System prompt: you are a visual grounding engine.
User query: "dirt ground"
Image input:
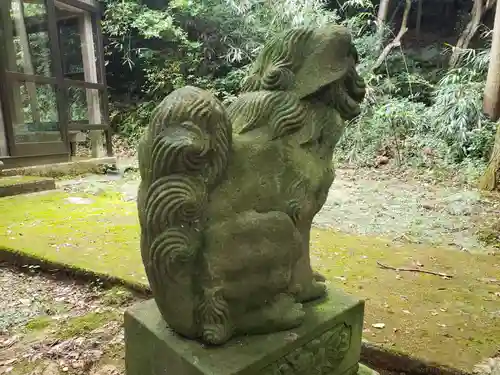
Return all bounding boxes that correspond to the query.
[0,267,138,375]
[315,168,499,253]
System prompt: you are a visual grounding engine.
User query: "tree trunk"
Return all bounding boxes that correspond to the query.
[416,0,423,38]
[481,0,500,191]
[479,124,500,191]
[484,0,500,120]
[449,0,496,68]
[372,0,412,71]
[376,0,391,49]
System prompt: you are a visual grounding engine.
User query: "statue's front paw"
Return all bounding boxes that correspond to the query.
[313,270,326,282]
[270,294,305,329]
[293,280,327,303]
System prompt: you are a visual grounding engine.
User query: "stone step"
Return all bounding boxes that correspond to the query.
[0,175,56,197]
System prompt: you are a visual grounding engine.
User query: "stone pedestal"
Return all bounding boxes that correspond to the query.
[125,288,366,375]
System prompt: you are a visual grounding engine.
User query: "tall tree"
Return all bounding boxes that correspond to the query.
[376,0,391,49]
[449,0,496,67]
[480,0,500,191]
[373,0,412,71]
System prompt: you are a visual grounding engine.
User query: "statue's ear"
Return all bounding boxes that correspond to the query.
[261,66,295,91]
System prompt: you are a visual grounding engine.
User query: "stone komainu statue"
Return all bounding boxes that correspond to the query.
[137,24,366,345]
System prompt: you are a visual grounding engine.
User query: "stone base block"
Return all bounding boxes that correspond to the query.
[0,176,55,197]
[125,288,365,375]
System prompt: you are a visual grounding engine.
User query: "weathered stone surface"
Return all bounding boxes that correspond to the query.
[137,24,366,345]
[125,289,364,375]
[0,176,55,197]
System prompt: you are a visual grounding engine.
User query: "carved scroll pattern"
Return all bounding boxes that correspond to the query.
[260,323,352,375]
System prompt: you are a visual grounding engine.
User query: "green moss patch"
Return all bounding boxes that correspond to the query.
[56,310,121,340]
[23,310,121,339]
[102,286,136,307]
[0,190,498,372]
[24,316,53,332]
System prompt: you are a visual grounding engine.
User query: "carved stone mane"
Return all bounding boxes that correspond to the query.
[137,24,366,346]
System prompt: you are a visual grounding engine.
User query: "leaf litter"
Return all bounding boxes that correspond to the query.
[0,266,141,375]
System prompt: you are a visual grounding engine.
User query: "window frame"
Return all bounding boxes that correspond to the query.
[0,0,111,158]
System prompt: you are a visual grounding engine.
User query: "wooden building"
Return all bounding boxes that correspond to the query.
[0,0,112,168]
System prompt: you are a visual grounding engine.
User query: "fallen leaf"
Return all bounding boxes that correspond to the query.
[0,336,19,349]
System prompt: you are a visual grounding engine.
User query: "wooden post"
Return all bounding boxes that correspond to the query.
[483,0,500,120]
[1,0,24,129]
[0,99,7,156]
[0,1,8,156]
[79,11,104,158]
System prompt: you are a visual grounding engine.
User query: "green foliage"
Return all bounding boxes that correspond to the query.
[335,1,496,174]
[101,0,336,142]
[102,0,496,177]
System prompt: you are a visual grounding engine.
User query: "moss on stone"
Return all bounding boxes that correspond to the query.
[1,157,116,178]
[0,191,144,285]
[0,190,498,371]
[0,175,52,187]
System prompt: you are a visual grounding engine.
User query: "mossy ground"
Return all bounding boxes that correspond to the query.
[24,316,53,331]
[477,217,500,249]
[9,310,124,375]
[0,191,499,372]
[23,310,121,339]
[310,232,500,371]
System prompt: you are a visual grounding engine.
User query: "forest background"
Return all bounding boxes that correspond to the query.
[99,0,500,190]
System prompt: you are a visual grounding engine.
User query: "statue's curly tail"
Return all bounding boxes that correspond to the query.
[137,86,232,338]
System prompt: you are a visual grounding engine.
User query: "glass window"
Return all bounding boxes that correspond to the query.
[8,0,53,76]
[68,86,104,124]
[55,1,101,83]
[12,82,61,143]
